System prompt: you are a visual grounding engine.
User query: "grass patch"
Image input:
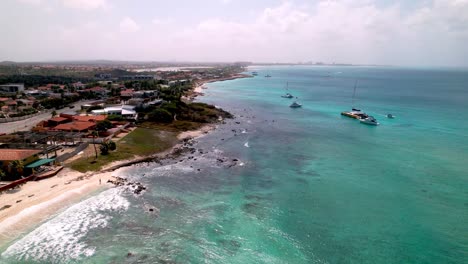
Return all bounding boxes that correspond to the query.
[68,128,177,172]
[138,120,203,132]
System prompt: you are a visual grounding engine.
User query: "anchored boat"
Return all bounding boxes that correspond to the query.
[360,116,379,126]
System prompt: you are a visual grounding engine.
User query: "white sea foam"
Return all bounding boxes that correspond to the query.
[1,188,129,263]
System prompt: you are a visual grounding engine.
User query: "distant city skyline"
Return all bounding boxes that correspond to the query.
[1,0,467,67]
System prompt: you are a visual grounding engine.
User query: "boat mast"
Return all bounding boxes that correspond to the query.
[352,80,358,109]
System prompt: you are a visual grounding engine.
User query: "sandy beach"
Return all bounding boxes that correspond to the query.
[0,124,215,249]
[187,74,251,100]
[0,71,244,249]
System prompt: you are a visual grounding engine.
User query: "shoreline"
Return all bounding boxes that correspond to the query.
[187,73,251,100]
[0,124,215,249]
[0,71,246,249]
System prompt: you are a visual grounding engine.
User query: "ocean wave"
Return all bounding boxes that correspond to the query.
[1,188,129,263]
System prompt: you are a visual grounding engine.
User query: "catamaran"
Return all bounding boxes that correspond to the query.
[341,81,368,119]
[281,82,294,98]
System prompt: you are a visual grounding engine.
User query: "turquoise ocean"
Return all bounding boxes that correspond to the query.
[1,66,467,263]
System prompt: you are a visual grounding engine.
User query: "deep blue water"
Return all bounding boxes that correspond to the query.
[2,66,467,263]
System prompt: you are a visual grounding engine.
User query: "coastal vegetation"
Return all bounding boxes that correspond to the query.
[69,128,177,172]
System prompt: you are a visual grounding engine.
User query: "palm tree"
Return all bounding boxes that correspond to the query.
[10,160,24,178]
[0,169,5,181]
[91,131,99,159]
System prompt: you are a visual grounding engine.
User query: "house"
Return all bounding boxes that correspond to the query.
[53,121,96,132]
[73,115,107,123]
[120,89,134,102]
[48,116,71,127]
[0,148,41,178]
[72,82,85,90]
[6,100,18,112]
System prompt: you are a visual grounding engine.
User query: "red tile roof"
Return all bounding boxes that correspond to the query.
[54,121,96,132]
[120,89,134,96]
[49,117,69,123]
[73,115,107,122]
[0,149,41,161]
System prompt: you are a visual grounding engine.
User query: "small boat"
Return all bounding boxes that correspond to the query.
[360,116,379,126]
[252,71,258,76]
[265,74,272,78]
[387,114,395,119]
[290,101,302,108]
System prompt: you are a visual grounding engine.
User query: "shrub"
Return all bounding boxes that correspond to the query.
[99,143,109,155]
[148,108,173,123]
[108,140,117,151]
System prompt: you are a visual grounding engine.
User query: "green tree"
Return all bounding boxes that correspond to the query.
[51,110,57,117]
[9,160,24,178]
[0,169,5,181]
[99,143,109,155]
[91,131,99,159]
[107,140,117,151]
[95,120,113,132]
[148,108,173,123]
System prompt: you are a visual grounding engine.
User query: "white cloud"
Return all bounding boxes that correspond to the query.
[120,17,140,33]
[62,0,107,10]
[2,0,468,66]
[152,18,173,26]
[17,0,42,5]
[159,0,468,65]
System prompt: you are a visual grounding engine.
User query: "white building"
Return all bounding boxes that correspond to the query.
[91,105,137,119]
[0,83,25,95]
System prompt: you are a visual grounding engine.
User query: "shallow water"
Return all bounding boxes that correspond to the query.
[1,66,467,263]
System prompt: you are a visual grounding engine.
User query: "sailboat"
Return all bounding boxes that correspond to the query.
[341,81,368,119]
[281,82,294,98]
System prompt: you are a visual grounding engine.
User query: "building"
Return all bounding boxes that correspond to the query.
[0,84,25,95]
[90,105,137,119]
[73,115,107,122]
[48,116,71,127]
[119,75,155,81]
[0,149,41,178]
[53,121,96,132]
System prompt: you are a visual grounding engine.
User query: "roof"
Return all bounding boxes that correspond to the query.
[54,121,96,132]
[49,117,69,122]
[73,115,107,122]
[0,149,42,161]
[25,158,55,168]
[120,89,134,96]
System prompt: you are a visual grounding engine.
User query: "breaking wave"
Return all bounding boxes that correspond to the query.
[1,188,129,263]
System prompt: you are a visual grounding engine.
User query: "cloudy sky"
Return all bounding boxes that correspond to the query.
[1,0,467,66]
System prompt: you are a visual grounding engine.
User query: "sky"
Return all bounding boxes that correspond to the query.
[1,0,467,67]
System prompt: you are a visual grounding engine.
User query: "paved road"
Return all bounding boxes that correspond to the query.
[0,101,93,134]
